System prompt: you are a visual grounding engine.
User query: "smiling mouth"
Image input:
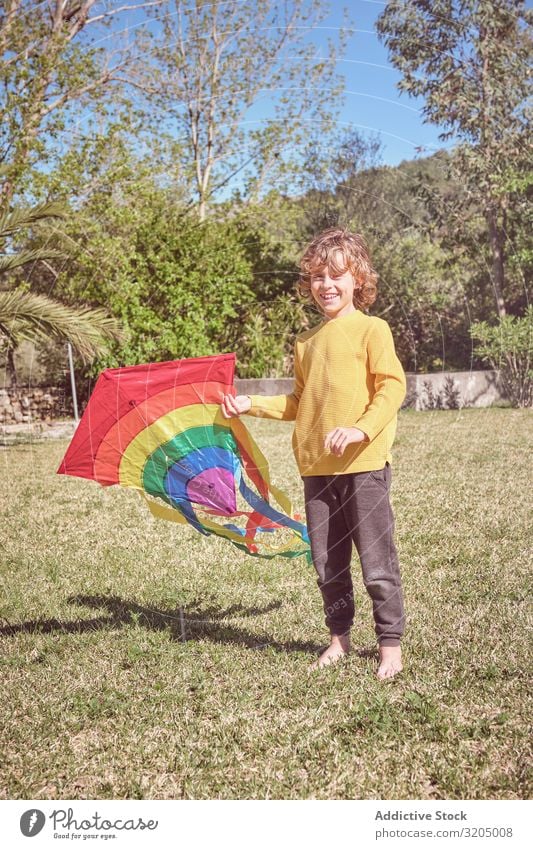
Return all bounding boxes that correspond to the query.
[320,293,339,302]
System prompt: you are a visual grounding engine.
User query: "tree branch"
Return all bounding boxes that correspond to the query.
[38,63,125,119]
[85,0,166,27]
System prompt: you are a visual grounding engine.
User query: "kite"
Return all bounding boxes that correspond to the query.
[57,352,311,562]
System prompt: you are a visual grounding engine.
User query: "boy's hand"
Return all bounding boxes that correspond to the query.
[221,393,252,418]
[324,426,368,456]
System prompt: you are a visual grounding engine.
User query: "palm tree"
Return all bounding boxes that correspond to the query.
[0,201,68,275]
[0,288,123,359]
[0,200,122,384]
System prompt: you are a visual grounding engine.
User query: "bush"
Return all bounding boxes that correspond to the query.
[421,380,443,410]
[443,375,461,409]
[30,184,308,388]
[469,307,533,408]
[418,375,461,410]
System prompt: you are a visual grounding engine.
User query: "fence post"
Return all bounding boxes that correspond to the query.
[67,343,79,424]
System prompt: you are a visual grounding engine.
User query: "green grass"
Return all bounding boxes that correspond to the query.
[0,408,531,800]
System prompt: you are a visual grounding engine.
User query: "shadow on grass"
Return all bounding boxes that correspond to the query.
[0,593,327,655]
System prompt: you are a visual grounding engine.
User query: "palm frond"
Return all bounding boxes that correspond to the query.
[0,249,67,275]
[0,290,124,363]
[0,202,68,241]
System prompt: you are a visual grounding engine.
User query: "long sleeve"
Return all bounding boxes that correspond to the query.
[355,319,406,442]
[246,341,305,421]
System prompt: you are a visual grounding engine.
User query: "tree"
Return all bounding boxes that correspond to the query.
[0,0,166,203]
[26,170,257,371]
[26,137,316,382]
[145,0,349,220]
[376,0,532,318]
[0,200,122,384]
[296,128,384,237]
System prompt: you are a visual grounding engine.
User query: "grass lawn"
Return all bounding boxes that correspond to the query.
[0,407,531,800]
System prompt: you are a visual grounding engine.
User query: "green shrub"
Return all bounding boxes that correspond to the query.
[469,307,533,408]
[443,375,461,409]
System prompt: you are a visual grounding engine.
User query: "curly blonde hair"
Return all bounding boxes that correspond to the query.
[298,227,378,312]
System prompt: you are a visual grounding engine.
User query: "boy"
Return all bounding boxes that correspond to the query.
[221,228,406,679]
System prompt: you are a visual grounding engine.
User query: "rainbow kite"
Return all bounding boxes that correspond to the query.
[57,353,311,561]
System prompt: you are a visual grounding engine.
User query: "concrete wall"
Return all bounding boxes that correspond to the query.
[0,370,508,426]
[236,370,508,410]
[405,370,507,410]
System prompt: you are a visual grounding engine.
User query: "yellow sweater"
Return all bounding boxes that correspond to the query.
[246,309,406,476]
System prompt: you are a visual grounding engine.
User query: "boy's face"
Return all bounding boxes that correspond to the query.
[309,251,358,320]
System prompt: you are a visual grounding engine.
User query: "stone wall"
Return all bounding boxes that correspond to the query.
[0,386,71,425]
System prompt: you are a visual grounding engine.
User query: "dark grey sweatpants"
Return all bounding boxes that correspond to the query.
[302,462,405,647]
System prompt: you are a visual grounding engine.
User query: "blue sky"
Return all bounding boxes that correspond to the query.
[103,0,455,170]
[311,0,455,166]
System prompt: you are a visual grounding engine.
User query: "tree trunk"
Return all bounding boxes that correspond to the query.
[486,202,507,318]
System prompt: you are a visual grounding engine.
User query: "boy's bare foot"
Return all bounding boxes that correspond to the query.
[308,633,351,671]
[377,644,403,680]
